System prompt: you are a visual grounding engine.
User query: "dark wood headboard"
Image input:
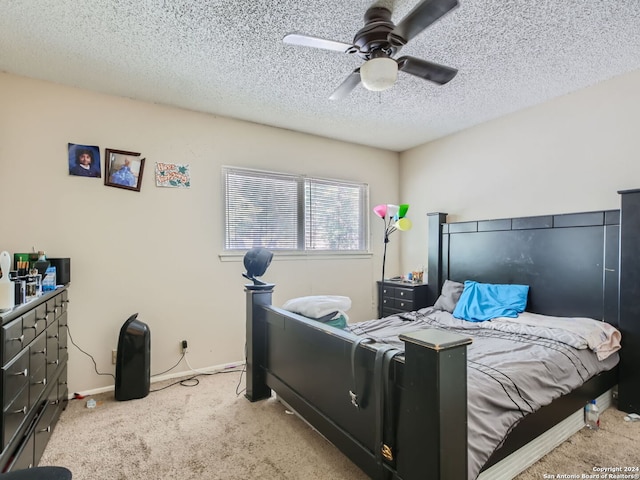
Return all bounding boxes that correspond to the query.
[427,209,620,325]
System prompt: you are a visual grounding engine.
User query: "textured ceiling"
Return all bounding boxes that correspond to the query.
[1,1,639,152]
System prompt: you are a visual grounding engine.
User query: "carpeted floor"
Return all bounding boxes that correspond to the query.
[40,370,639,480]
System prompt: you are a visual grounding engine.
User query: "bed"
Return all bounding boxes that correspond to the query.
[243,191,638,480]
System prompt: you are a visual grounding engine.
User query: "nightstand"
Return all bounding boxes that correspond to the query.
[377,280,430,318]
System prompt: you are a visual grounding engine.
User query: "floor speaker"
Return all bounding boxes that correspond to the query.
[115,313,150,401]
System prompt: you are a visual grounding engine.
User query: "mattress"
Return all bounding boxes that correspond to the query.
[346,308,620,479]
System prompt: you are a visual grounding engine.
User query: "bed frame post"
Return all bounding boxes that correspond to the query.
[397,329,471,480]
[618,189,640,413]
[427,212,448,304]
[245,284,275,402]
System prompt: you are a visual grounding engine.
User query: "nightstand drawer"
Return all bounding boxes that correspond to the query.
[395,288,414,301]
[394,298,414,311]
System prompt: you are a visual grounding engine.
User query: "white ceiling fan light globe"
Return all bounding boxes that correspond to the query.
[360,57,398,91]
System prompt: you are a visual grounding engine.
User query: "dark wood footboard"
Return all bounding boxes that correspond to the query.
[246,285,472,480]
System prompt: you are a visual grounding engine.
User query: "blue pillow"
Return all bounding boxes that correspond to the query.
[452,281,529,322]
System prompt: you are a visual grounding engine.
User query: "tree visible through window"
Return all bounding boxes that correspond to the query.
[224,167,368,252]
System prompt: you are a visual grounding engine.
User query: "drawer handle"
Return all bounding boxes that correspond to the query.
[24,324,38,331]
[399,302,405,308]
[49,399,60,405]
[12,406,27,415]
[36,315,47,322]
[10,334,24,343]
[11,368,28,377]
[39,426,51,433]
[34,378,47,386]
[34,348,47,355]
[48,359,59,366]
[48,333,59,339]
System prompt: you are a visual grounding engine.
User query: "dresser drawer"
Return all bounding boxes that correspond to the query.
[30,335,47,372]
[34,399,60,465]
[3,384,29,450]
[2,318,25,365]
[54,290,69,315]
[2,349,30,410]
[20,310,38,346]
[46,321,59,369]
[57,364,68,402]
[5,428,34,471]
[46,299,60,325]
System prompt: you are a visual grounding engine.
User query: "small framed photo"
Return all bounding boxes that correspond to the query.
[68,143,101,178]
[104,149,145,192]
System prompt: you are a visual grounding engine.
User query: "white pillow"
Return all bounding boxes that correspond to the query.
[282,295,351,320]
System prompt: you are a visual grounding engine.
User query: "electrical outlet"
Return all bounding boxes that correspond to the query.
[112,349,117,364]
[181,340,188,353]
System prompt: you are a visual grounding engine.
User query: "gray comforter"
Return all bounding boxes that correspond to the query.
[346,307,620,480]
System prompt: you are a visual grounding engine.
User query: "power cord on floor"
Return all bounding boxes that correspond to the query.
[235,342,247,397]
[149,351,245,394]
[67,322,116,380]
[151,352,185,377]
[67,323,244,393]
[235,362,246,397]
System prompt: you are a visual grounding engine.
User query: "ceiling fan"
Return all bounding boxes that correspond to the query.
[283,0,460,100]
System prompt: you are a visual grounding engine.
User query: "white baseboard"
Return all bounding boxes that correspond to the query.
[69,359,245,398]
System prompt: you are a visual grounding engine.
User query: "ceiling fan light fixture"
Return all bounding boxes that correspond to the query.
[360,57,398,92]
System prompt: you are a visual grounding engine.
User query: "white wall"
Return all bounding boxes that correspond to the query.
[399,69,640,275]
[0,72,399,393]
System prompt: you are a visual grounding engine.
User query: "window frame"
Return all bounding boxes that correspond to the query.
[222,166,370,256]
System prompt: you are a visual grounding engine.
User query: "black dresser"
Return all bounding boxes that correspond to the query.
[377,280,430,318]
[1,288,69,472]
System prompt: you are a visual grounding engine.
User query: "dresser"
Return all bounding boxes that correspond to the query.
[0,288,69,472]
[377,280,430,318]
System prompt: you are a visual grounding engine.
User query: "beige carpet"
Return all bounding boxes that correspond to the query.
[40,371,640,480]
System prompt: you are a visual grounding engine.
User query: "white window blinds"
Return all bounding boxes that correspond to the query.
[305,178,368,251]
[223,167,368,252]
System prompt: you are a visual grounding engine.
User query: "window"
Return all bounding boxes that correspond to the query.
[223,167,369,252]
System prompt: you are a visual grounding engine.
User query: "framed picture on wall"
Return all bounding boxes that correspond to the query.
[68,143,101,178]
[104,149,146,192]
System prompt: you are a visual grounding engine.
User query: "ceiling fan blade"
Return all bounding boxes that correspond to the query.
[397,56,457,84]
[329,69,361,100]
[283,33,353,53]
[393,0,459,43]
